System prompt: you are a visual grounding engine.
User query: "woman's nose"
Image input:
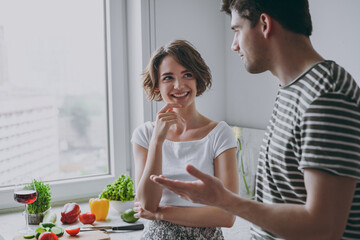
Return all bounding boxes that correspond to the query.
[174,79,183,89]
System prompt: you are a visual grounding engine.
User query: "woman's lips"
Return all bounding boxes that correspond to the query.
[171,92,190,98]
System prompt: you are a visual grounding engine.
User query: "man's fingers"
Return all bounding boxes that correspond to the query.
[186,164,212,183]
[151,175,175,185]
[151,176,187,193]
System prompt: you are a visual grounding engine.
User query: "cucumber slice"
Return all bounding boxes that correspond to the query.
[51,226,64,237]
[40,222,56,229]
[35,226,46,234]
[23,234,35,239]
[35,232,40,239]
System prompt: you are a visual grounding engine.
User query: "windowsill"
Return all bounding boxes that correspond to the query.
[0,201,251,240]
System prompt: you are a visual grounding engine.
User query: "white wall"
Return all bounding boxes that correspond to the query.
[309,0,360,84]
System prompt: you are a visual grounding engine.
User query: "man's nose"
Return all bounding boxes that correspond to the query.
[231,35,240,52]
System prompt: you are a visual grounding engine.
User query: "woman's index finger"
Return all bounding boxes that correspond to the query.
[158,103,182,113]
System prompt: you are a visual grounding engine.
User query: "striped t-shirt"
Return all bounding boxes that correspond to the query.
[251,61,360,240]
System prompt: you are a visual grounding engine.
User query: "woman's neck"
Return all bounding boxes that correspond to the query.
[173,102,201,130]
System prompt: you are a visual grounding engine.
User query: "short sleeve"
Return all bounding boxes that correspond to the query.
[299,93,360,179]
[213,122,237,158]
[131,121,153,149]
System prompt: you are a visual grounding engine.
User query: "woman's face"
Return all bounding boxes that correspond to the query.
[157,55,197,108]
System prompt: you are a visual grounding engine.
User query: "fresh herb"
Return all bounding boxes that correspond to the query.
[99,174,135,202]
[27,179,52,214]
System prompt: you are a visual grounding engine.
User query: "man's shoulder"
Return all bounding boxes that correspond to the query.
[298,60,358,100]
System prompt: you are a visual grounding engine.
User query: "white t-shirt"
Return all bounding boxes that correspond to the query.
[131,121,237,207]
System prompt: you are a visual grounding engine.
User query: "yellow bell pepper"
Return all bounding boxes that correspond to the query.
[89,198,109,221]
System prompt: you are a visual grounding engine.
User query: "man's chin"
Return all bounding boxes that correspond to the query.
[245,63,266,74]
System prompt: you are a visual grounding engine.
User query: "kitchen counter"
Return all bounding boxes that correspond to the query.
[0,202,251,240]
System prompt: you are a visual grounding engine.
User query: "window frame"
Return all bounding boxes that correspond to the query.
[0,0,131,211]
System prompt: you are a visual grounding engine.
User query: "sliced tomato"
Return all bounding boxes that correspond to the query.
[65,226,80,236]
[38,232,59,240]
[79,212,96,224]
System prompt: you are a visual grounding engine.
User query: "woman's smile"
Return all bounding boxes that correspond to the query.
[171,91,190,98]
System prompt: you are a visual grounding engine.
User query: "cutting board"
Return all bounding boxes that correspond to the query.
[13,231,110,240]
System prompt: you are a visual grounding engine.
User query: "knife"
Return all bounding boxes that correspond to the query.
[80,223,144,232]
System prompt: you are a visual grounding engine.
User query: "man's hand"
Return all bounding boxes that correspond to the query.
[151,164,229,206]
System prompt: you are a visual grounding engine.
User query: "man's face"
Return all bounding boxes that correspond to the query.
[230,9,268,74]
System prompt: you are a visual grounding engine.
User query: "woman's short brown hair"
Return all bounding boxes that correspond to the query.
[142,40,212,101]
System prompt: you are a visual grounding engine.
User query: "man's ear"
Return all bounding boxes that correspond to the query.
[260,13,272,39]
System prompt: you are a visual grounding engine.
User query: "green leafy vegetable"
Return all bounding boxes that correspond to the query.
[27,179,52,214]
[99,174,135,202]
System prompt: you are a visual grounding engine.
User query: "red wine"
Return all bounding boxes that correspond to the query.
[14,190,37,204]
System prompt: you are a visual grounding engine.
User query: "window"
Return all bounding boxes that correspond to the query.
[0,0,130,209]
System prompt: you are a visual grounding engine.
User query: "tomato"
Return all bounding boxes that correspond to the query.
[79,212,96,224]
[38,232,59,240]
[65,226,80,236]
[61,202,81,224]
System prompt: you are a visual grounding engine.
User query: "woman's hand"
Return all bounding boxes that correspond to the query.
[152,103,184,143]
[133,201,163,220]
[133,199,236,228]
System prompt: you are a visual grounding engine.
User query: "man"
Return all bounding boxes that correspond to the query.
[151,0,360,239]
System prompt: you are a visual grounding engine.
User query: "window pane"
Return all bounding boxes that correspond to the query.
[0,0,109,187]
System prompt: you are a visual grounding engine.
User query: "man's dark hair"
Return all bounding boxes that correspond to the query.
[221,0,313,36]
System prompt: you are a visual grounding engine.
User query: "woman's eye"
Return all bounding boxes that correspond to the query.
[184,73,193,78]
[162,76,172,81]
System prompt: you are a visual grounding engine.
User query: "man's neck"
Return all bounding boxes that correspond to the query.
[270,34,324,86]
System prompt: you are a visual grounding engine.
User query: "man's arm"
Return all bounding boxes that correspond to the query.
[152,165,356,240]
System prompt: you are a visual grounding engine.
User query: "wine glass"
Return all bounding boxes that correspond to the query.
[13,178,37,234]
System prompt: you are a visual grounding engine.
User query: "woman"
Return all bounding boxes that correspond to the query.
[132,40,239,239]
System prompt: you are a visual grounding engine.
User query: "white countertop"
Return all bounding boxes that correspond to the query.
[0,202,251,240]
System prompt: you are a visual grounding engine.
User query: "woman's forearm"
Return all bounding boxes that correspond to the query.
[158,206,236,228]
[136,139,164,212]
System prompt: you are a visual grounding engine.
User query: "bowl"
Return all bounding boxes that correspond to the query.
[110,200,134,213]
[28,207,52,225]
